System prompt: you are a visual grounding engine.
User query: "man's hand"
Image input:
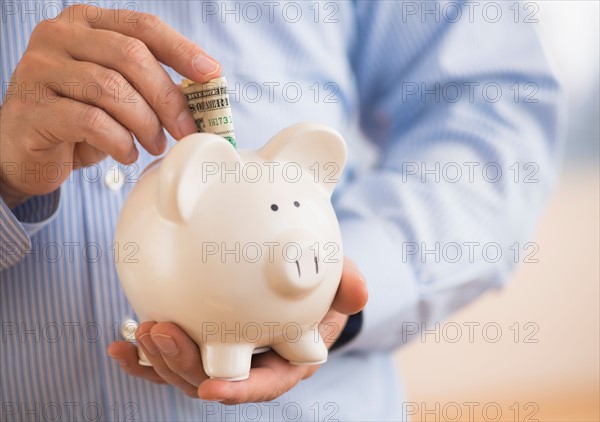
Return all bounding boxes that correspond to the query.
[0,5,220,208]
[108,257,368,404]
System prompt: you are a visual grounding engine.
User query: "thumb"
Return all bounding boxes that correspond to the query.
[331,257,368,315]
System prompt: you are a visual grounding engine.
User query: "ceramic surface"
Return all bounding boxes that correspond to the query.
[114,123,347,380]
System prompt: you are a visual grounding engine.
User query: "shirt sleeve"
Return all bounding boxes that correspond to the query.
[0,189,61,271]
[332,0,564,353]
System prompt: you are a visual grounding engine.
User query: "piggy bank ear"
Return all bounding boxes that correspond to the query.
[157,133,240,223]
[259,123,347,195]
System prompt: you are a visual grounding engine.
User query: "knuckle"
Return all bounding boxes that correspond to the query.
[130,12,162,33]
[94,69,126,98]
[81,107,107,132]
[31,19,57,39]
[15,52,43,79]
[5,94,27,115]
[170,39,200,65]
[119,37,150,64]
[64,4,85,15]
[152,82,183,108]
[65,4,102,24]
[30,21,68,48]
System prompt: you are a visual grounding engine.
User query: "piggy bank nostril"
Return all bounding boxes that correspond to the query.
[266,230,331,297]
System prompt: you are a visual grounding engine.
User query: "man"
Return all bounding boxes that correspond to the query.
[1,1,561,420]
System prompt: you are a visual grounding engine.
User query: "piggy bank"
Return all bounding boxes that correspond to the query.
[114,123,347,380]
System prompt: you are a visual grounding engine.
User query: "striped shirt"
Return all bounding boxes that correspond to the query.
[1,1,562,420]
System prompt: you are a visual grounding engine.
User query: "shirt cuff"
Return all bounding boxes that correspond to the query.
[0,189,61,270]
[329,311,363,351]
[332,216,420,354]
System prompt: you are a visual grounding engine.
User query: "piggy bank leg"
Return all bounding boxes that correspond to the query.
[200,343,254,381]
[272,330,328,365]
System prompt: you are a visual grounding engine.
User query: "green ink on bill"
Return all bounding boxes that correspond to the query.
[180,77,237,148]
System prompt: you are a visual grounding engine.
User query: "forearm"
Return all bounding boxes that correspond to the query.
[0,189,61,271]
[334,0,564,353]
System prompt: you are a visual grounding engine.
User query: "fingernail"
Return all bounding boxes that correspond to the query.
[138,333,160,356]
[177,110,198,138]
[151,334,178,356]
[155,131,167,154]
[109,354,128,366]
[127,148,138,164]
[192,55,220,76]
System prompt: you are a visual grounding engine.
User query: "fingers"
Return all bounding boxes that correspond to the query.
[135,322,207,398]
[31,5,217,141]
[196,301,354,405]
[43,97,137,164]
[331,257,369,315]
[319,309,349,349]
[82,6,221,83]
[6,95,135,172]
[63,26,197,140]
[108,257,367,405]
[42,57,166,155]
[198,351,307,405]
[107,341,166,384]
[73,143,108,167]
[150,322,209,387]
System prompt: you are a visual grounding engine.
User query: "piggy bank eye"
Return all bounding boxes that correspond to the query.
[293,201,300,208]
[271,204,279,211]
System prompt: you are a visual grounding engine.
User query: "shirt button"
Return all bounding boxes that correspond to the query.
[121,319,138,342]
[105,165,125,191]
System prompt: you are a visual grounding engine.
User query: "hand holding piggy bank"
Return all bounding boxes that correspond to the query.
[115,123,347,381]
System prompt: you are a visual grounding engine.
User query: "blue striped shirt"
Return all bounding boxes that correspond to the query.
[1,1,562,420]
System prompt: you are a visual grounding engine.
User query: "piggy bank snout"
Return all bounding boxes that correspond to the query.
[266,230,330,297]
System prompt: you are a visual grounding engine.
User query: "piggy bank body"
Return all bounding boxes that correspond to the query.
[114,123,347,380]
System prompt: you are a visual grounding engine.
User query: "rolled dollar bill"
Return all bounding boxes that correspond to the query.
[180,77,237,148]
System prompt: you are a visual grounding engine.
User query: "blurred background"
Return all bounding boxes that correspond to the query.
[396,2,599,421]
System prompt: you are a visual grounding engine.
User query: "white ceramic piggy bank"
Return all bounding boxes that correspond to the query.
[114,123,347,381]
